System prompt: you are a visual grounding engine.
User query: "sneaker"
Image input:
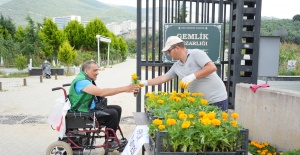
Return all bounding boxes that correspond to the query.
[108,140,119,149]
[108,139,127,151]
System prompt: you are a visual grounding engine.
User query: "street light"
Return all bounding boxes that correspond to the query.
[96,35,101,67]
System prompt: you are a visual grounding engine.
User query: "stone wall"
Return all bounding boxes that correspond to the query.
[235,83,300,151]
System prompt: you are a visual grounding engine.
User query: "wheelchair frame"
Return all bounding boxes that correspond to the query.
[46,84,127,155]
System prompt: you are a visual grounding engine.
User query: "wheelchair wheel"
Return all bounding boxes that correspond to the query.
[46,141,73,155]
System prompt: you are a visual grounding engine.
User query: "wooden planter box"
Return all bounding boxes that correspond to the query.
[149,129,249,155]
[145,108,249,155]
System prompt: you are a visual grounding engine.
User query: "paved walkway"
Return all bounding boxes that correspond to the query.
[1,59,299,155]
[0,58,142,155]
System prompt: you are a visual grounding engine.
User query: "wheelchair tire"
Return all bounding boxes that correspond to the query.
[46,141,73,155]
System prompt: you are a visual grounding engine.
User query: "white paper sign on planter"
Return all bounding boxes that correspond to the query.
[122,125,149,155]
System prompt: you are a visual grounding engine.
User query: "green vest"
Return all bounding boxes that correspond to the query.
[69,71,93,112]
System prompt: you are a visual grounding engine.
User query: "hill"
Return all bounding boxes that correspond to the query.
[0,0,136,27]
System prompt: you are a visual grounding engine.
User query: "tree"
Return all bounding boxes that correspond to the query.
[84,18,109,50]
[64,20,85,50]
[292,14,300,22]
[39,18,66,61]
[58,40,77,73]
[0,14,16,38]
[117,36,128,61]
[14,54,27,70]
[19,16,42,56]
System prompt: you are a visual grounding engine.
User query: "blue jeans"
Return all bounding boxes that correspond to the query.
[213,99,228,111]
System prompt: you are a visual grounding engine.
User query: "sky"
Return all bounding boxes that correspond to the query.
[97,0,299,19]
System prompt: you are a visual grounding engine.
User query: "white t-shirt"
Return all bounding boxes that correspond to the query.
[166,49,227,103]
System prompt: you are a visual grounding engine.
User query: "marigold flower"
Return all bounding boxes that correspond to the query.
[206,112,216,120]
[179,113,187,120]
[178,110,184,115]
[198,92,204,96]
[149,95,156,100]
[201,118,211,125]
[181,121,190,128]
[175,97,181,102]
[157,99,164,104]
[188,114,194,118]
[158,124,165,130]
[184,92,190,96]
[198,111,206,117]
[166,118,176,126]
[211,119,221,126]
[231,112,239,119]
[187,97,195,102]
[201,99,208,105]
[131,73,138,80]
[230,120,238,127]
[180,94,187,98]
[222,112,228,120]
[145,93,152,97]
[153,119,162,125]
[191,93,198,97]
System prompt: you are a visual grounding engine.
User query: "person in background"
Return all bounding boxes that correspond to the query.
[140,36,228,111]
[68,60,140,149]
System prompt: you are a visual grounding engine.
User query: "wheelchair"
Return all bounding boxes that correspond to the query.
[46,84,127,155]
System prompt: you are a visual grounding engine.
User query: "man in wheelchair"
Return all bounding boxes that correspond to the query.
[68,60,140,150]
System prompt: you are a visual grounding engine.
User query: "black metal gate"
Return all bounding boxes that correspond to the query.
[136,0,261,111]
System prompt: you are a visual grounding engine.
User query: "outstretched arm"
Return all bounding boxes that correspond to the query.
[82,84,140,97]
[140,74,172,86]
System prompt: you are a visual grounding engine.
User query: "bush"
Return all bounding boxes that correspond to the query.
[14,55,27,70]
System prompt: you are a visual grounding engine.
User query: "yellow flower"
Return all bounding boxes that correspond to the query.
[206,112,216,120]
[153,119,162,125]
[191,93,198,97]
[187,97,195,102]
[131,73,138,80]
[178,110,185,115]
[198,92,204,96]
[198,111,206,117]
[181,121,190,128]
[158,124,165,130]
[231,112,239,119]
[179,81,189,89]
[180,94,187,98]
[188,114,194,118]
[175,97,181,102]
[157,99,164,104]
[131,72,140,84]
[230,120,238,127]
[201,99,208,105]
[166,119,176,126]
[201,118,211,125]
[211,119,221,126]
[222,112,228,120]
[179,113,187,120]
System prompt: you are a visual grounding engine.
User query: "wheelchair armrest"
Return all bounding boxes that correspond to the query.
[91,110,110,117]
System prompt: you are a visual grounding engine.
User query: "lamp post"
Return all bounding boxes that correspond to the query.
[96,35,101,67]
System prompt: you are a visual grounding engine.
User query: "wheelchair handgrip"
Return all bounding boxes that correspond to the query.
[52,87,62,91]
[63,83,71,87]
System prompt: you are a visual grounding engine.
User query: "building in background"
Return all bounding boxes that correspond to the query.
[106,20,137,35]
[52,15,81,29]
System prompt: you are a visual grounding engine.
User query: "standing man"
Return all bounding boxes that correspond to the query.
[68,60,140,149]
[140,36,228,111]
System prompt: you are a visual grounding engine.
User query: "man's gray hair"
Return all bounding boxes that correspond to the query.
[82,60,96,71]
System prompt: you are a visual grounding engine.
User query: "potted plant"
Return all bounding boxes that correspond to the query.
[146,91,248,154]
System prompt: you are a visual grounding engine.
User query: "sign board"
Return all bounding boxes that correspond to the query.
[163,23,223,64]
[122,125,149,155]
